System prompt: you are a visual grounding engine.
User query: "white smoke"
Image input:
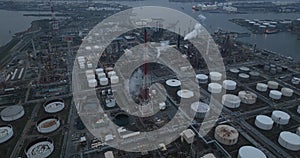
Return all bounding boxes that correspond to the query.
[184,23,204,40]
[198,14,207,22]
[129,68,143,96]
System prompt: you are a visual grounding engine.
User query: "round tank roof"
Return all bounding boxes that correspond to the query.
[0,125,13,144]
[272,110,290,120]
[229,68,239,73]
[1,105,24,117]
[191,102,210,113]
[37,117,60,134]
[278,131,300,151]
[249,71,260,76]
[166,79,181,87]
[196,74,208,80]
[238,146,266,158]
[239,66,250,72]
[239,73,250,78]
[177,90,194,99]
[256,115,273,125]
[25,138,54,158]
[44,100,65,113]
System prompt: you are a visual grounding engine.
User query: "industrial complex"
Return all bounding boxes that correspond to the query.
[0,0,300,158]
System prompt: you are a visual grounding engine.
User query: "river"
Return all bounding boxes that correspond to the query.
[1,1,300,60]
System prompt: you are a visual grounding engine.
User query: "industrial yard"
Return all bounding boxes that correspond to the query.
[0,1,300,158]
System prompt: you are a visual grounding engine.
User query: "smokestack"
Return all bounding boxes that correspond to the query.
[144,28,147,43]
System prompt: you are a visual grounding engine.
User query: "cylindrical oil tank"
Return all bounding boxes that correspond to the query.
[36,117,60,134]
[229,68,239,75]
[291,77,300,85]
[95,68,104,74]
[238,146,266,158]
[107,71,116,78]
[222,94,241,108]
[238,73,250,80]
[269,90,282,100]
[110,76,119,84]
[166,79,181,98]
[0,125,13,144]
[238,91,257,104]
[281,88,293,97]
[214,125,239,145]
[239,66,250,72]
[25,138,54,158]
[1,105,25,122]
[99,78,109,86]
[86,74,95,80]
[208,83,222,93]
[85,70,94,76]
[255,115,273,130]
[297,105,300,114]
[190,101,210,118]
[209,72,222,81]
[256,83,268,92]
[272,110,290,125]
[222,80,237,90]
[267,81,279,89]
[249,71,260,79]
[278,131,300,151]
[97,72,106,79]
[196,74,208,84]
[177,90,194,99]
[88,79,97,88]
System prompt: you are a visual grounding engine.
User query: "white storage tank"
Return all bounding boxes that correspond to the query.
[222,80,237,90]
[209,72,222,81]
[36,117,60,134]
[255,115,273,130]
[256,83,268,92]
[88,79,97,88]
[291,77,300,85]
[298,105,300,114]
[196,74,208,84]
[267,81,279,89]
[190,101,210,118]
[239,66,250,72]
[229,68,239,74]
[107,71,116,78]
[43,100,65,113]
[25,138,54,158]
[249,71,260,79]
[177,90,194,99]
[1,105,25,122]
[272,110,290,125]
[105,67,114,73]
[95,68,104,74]
[110,76,119,84]
[281,87,293,97]
[278,131,300,151]
[86,74,95,80]
[85,70,94,76]
[208,83,222,93]
[97,72,106,78]
[238,91,257,104]
[214,125,239,145]
[238,73,250,80]
[238,146,266,158]
[166,79,181,97]
[269,90,282,100]
[0,125,13,144]
[100,78,109,86]
[222,94,241,108]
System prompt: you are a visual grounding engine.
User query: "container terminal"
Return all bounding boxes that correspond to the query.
[0,1,300,158]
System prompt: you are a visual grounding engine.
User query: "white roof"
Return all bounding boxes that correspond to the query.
[223,80,236,86]
[256,115,273,125]
[191,102,210,113]
[166,79,181,87]
[196,74,208,80]
[239,146,266,158]
[272,110,290,120]
[1,105,24,117]
[239,73,250,78]
[208,83,222,89]
[177,90,194,99]
[280,131,300,145]
[270,90,282,96]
